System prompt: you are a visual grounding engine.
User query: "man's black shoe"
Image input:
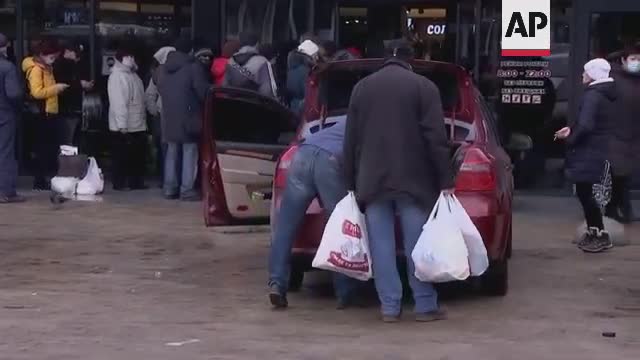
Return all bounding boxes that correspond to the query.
[269,285,288,309]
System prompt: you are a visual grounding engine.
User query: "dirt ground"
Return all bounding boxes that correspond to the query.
[0,191,639,360]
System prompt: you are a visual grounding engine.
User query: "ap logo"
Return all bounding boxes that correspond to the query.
[502,0,551,56]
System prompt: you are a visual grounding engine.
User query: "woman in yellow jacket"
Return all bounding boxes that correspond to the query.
[22,40,69,190]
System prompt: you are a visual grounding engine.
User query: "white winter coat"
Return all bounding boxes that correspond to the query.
[107,61,147,133]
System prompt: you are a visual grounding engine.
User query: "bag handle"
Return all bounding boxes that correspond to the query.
[430,192,453,220]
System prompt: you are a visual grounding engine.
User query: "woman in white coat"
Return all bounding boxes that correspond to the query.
[107,49,147,190]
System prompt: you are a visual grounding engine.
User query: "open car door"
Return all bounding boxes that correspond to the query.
[201,87,298,226]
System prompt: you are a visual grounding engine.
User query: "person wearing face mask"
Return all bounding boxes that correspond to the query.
[606,43,640,223]
[22,39,69,190]
[0,33,25,204]
[107,48,148,191]
[555,58,617,253]
[54,41,93,146]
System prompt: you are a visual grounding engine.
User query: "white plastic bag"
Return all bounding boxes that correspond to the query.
[76,157,104,195]
[451,194,489,276]
[51,176,80,197]
[412,193,470,283]
[312,192,372,281]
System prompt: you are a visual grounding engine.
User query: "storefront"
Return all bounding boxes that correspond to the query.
[6,0,640,187]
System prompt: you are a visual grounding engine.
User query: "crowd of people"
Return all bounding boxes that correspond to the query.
[0,32,357,203]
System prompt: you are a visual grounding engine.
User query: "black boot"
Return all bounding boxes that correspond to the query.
[578,227,606,253]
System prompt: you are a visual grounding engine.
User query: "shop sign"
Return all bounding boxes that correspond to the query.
[501,0,550,56]
[498,60,551,105]
[426,24,446,35]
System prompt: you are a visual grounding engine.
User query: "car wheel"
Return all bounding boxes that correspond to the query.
[482,259,508,296]
[288,267,305,292]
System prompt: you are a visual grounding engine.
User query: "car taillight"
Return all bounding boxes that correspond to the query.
[455,147,496,192]
[274,146,299,188]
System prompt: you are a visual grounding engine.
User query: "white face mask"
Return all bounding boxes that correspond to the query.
[624,59,640,73]
[42,55,57,65]
[121,56,137,70]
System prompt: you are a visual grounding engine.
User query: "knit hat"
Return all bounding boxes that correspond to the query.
[584,58,611,81]
[36,39,60,56]
[298,40,319,58]
[0,33,8,48]
[153,46,175,65]
[194,48,213,58]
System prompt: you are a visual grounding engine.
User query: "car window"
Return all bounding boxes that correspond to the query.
[318,67,476,142]
[210,93,297,145]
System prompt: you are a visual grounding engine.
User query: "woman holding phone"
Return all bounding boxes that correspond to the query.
[555,58,616,253]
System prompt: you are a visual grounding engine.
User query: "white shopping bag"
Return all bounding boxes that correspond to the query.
[412,193,470,283]
[76,157,104,195]
[451,195,489,276]
[312,192,373,281]
[51,176,80,197]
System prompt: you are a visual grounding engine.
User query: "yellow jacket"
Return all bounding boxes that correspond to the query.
[22,57,62,114]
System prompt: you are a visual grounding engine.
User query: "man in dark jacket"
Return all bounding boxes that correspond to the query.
[0,33,25,203]
[223,32,277,99]
[53,41,93,145]
[607,43,640,223]
[343,40,454,322]
[157,37,210,201]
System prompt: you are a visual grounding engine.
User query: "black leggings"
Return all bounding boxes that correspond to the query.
[33,115,62,186]
[575,182,604,230]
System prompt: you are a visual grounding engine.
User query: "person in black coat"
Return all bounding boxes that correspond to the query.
[556,58,616,253]
[0,33,25,203]
[343,40,453,322]
[606,43,640,223]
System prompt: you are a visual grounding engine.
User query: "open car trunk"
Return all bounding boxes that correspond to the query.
[202,87,297,225]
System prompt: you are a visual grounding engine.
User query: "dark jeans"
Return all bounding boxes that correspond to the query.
[60,114,81,146]
[0,115,17,197]
[111,132,147,189]
[575,182,604,230]
[149,116,165,180]
[605,175,633,221]
[268,145,353,301]
[33,115,62,187]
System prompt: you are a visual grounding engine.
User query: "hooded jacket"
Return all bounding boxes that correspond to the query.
[286,51,315,115]
[609,63,640,176]
[22,57,62,114]
[0,55,22,118]
[156,51,210,143]
[107,61,147,133]
[565,80,617,183]
[223,46,277,99]
[145,46,175,117]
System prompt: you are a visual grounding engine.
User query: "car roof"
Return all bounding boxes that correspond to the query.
[316,58,469,77]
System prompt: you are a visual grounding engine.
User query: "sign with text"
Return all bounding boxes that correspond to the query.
[501,0,550,56]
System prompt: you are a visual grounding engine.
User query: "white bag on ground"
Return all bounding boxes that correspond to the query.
[412,193,470,283]
[451,194,489,275]
[76,157,104,195]
[312,192,372,281]
[51,176,80,197]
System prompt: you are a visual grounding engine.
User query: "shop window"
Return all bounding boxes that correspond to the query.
[590,12,640,59]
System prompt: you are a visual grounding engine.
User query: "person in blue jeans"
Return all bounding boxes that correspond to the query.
[343,40,454,322]
[268,120,354,309]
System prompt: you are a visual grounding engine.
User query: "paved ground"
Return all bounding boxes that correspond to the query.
[0,191,639,359]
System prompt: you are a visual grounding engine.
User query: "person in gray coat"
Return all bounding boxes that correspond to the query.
[0,33,25,204]
[223,32,278,99]
[156,38,210,201]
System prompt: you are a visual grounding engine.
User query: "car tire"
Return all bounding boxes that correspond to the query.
[482,259,508,296]
[288,267,305,292]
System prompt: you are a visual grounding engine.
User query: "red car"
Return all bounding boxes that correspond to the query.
[271,59,514,296]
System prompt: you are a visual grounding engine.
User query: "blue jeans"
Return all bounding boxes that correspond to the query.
[268,145,353,301]
[164,142,198,198]
[366,195,438,316]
